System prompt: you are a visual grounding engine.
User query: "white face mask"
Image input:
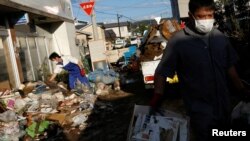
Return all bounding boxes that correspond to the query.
[194,19,214,33]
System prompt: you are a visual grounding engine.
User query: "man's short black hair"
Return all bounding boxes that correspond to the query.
[189,0,215,14]
[49,52,61,60]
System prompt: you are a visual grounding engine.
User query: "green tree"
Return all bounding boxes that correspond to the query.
[215,0,250,79]
[134,24,148,36]
[215,0,249,41]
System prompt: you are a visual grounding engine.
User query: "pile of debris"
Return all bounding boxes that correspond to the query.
[0,69,127,140]
[139,19,182,62]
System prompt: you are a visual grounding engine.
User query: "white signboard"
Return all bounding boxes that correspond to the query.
[11,13,29,25]
[88,40,108,70]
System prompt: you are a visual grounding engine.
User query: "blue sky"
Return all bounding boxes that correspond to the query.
[71,0,173,23]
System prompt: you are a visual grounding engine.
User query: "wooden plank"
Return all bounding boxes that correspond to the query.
[0,36,14,88]
[0,81,11,89]
[105,50,119,63]
[9,23,24,83]
[118,48,129,58]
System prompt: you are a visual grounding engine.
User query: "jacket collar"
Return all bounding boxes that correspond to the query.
[184,23,213,38]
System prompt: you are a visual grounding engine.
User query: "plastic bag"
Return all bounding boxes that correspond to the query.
[0,110,17,122]
[231,101,250,124]
[72,114,88,126]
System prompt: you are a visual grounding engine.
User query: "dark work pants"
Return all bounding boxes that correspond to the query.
[190,112,230,141]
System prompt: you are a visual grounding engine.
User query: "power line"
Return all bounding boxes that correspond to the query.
[96,1,171,10]
[95,10,137,22]
[133,8,169,19]
[75,0,82,19]
[95,10,117,16]
[120,15,137,22]
[71,0,172,22]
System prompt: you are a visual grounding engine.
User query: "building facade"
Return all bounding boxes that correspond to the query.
[104,22,130,39]
[78,24,106,41]
[0,0,77,89]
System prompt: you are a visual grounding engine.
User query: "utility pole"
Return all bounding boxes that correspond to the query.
[117,14,121,38]
[91,9,98,41]
[89,0,98,41]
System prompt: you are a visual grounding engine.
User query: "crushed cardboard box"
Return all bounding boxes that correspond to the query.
[127,105,189,141]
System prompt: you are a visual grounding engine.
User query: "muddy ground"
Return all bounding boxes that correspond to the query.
[56,71,245,141]
[60,71,185,141]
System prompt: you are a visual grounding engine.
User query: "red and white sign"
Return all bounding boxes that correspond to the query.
[80,1,95,16]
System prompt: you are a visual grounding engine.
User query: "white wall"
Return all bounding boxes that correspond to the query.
[10,0,73,20]
[51,22,79,58]
[76,33,88,47]
[36,26,53,38]
[82,25,105,41]
[178,0,189,18]
[64,22,78,56]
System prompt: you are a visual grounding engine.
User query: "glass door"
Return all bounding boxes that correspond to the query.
[36,37,51,80]
[17,37,34,81]
[17,36,52,82]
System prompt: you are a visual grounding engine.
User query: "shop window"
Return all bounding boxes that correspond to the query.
[36,37,50,80]
[17,36,52,82]
[17,37,34,81]
[27,37,40,80]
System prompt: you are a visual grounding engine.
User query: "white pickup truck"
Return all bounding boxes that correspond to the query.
[141,60,161,89]
[114,38,126,49]
[141,58,179,89]
[139,17,181,89]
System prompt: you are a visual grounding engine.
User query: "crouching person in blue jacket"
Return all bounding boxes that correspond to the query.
[48,52,90,91]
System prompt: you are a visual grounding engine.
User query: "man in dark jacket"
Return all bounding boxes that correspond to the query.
[150,0,249,140]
